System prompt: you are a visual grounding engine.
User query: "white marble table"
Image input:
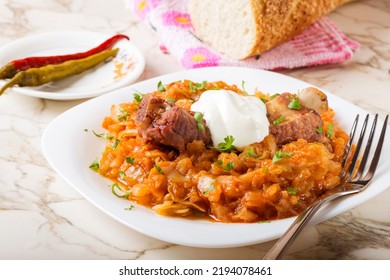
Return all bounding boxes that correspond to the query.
[0,0,389,260]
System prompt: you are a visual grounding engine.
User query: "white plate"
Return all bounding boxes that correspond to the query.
[0,31,145,100]
[41,67,390,248]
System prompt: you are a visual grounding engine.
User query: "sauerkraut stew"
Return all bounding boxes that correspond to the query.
[92,80,349,223]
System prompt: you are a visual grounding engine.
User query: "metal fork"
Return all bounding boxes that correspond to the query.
[263,113,389,260]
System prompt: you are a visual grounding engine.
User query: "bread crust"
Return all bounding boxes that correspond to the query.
[249,0,353,57]
[189,0,354,59]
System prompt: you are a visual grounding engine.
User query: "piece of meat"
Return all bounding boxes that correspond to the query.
[135,93,212,152]
[266,92,330,148]
[135,93,169,132]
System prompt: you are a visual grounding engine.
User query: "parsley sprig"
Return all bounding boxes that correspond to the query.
[157,81,166,92]
[288,97,301,110]
[194,112,205,131]
[272,150,293,163]
[273,115,286,125]
[89,158,100,171]
[217,135,236,153]
[216,160,235,172]
[189,81,207,92]
[316,124,334,138]
[125,157,135,164]
[245,147,258,158]
[133,93,145,104]
[326,123,334,138]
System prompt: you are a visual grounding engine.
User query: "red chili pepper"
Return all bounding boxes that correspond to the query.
[0,34,129,79]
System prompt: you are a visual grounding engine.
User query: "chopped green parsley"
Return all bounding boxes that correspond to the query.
[89,158,100,171]
[189,81,207,92]
[166,97,176,103]
[217,135,236,153]
[326,123,334,138]
[216,160,235,172]
[125,157,135,164]
[112,139,120,150]
[273,115,286,125]
[154,164,164,174]
[133,92,145,104]
[124,205,135,211]
[272,150,293,163]
[288,96,301,110]
[157,81,166,92]
[245,147,258,158]
[194,112,205,132]
[287,187,297,195]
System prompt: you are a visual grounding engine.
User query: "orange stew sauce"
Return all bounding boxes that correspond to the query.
[96,80,348,223]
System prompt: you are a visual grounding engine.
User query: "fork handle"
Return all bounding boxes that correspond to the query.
[262,190,356,260]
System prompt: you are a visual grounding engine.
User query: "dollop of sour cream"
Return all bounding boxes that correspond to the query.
[191,90,269,151]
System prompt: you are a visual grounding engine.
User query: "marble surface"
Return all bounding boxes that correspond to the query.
[0,0,389,260]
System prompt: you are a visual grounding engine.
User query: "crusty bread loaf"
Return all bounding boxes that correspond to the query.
[189,0,354,59]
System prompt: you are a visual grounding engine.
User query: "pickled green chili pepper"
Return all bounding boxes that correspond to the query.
[0,48,119,96]
[0,34,129,79]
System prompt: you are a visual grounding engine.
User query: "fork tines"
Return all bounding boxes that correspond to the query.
[345,114,388,185]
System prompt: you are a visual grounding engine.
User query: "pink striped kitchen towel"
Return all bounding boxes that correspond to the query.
[126,0,359,70]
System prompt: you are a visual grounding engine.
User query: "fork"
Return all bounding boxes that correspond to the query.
[263,113,389,260]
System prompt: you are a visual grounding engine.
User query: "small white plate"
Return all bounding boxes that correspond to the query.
[0,31,145,100]
[41,67,390,248]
